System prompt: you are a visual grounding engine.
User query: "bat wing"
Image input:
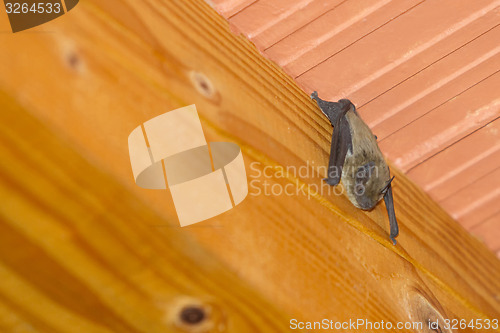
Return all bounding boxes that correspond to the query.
[311,92,353,186]
[311,91,344,125]
[384,184,399,245]
[324,107,352,186]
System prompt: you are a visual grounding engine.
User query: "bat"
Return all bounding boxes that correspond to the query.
[311,91,399,245]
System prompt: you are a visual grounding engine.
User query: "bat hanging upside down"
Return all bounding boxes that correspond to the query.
[311,91,399,245]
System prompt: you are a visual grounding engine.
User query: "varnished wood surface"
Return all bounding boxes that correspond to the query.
[0,0,499,332]
[0,91,293,332]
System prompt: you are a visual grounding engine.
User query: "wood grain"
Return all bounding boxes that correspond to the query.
[0,0,499,332]
[407,119,500,202]
[0,91,292,332]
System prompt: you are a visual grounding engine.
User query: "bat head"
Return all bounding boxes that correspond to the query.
[351,167,399,244]
[351,161,382,209]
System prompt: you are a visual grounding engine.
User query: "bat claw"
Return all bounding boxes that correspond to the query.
[391,237,397,245]
[311,91,318,100]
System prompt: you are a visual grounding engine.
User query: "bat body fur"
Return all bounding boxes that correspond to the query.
[343,110,390,210]
[311,91,399,244]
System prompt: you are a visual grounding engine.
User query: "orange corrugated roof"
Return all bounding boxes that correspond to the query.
[209,0,500,256]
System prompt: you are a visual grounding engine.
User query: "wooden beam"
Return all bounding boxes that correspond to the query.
[0,0,498,332]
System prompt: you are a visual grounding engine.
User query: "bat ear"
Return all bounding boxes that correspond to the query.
[384,184,399,245]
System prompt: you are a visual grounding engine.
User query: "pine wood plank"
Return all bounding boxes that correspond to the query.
[0,91,291,333]
[471,213,500,254]
[361,25,500,140]
[407,119,500,202]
